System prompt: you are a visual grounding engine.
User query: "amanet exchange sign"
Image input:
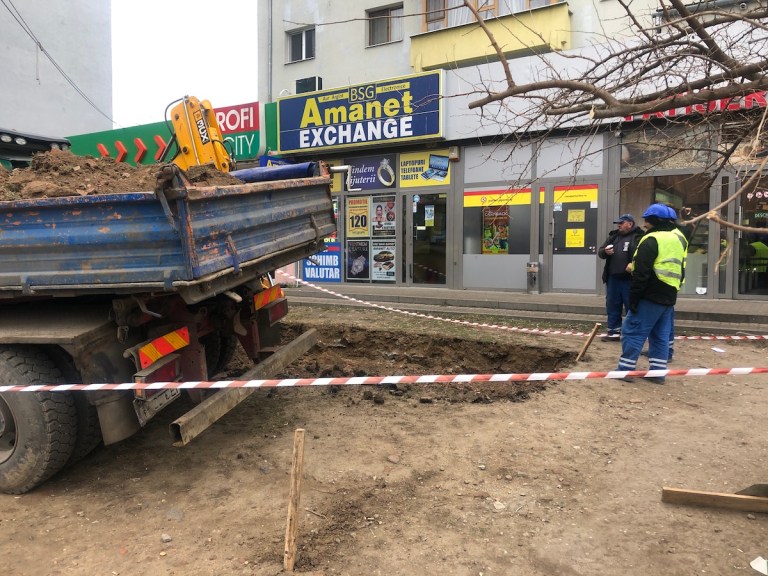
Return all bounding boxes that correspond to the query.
[277,71,443,153]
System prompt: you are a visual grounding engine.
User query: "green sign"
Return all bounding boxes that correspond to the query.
[68,101,262,166]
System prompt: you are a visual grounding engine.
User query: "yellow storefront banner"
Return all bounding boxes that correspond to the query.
[346,196,370,237]
[463,188,534,207]
[464,185,598,207]
[400,150,451,188]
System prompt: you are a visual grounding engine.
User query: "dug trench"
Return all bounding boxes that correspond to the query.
[6,306,766,575]
[221,319,577,572]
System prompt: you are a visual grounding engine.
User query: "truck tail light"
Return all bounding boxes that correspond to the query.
[261,297,288,326]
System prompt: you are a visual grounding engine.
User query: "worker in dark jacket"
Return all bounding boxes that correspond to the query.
[617,204,688,384]
[597,214,644,341]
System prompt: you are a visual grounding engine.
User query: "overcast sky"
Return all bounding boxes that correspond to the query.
[111,0,259,128]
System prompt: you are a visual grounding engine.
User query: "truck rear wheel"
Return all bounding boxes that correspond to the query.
[43,346,102,465]
[202,332,239,377]
[0,346,78,494]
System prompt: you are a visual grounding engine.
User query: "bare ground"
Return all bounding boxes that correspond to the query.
[2,304,767,576]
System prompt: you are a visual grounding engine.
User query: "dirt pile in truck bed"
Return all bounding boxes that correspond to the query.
[0,149,242,202]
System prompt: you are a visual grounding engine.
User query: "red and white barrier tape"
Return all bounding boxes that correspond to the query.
[278,271,592,337]
[2,367,767,393]
[278,271,768,341]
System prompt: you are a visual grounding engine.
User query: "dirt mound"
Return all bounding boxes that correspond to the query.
[0,149,242,202]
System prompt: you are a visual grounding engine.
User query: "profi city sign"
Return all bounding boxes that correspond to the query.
[277,71,443,153]
[67,101,262,165]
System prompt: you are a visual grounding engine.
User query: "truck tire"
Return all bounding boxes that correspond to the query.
[0,346,78,494]
[202,333,239,377]
[43,346,102,465]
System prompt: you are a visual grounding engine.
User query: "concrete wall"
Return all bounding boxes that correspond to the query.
[0,0,112,137]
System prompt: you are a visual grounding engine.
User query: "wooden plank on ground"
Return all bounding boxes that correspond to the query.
[284,428,306,571]
[662,486,768,513]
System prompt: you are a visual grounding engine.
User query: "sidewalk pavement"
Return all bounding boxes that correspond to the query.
[283,284,768,335]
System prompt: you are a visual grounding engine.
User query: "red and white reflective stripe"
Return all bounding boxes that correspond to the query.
[254,285,285,310]
[138,327,190,369]
[2,367,767,393]
[276,271,768,341]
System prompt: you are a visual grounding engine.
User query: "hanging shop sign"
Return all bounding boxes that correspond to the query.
[277,71,443,153]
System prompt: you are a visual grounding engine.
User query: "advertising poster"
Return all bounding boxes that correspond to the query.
[346,155,397,191]
[346,196,370,238]
[425,205,435,227]
[346,240,370,280]
[302,242,341,283]
[371,239,396,281]
[400,150,451,187]
[371,195,396,237]
[482,206,509,254]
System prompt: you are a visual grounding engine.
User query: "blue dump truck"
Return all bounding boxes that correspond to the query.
[0,161,337,493]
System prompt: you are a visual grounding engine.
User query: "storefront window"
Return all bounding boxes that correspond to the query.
[620,126,711,176]
[344,195,397,282]
[462,188,533,254]
[619,173,711,295]
[737,175,768,295]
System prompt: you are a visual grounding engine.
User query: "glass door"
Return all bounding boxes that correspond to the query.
[407,192,447,285]
[539,182,600,291]
[736,175,768,296]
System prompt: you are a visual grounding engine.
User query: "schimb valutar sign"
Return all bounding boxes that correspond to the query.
[277,71,443,153]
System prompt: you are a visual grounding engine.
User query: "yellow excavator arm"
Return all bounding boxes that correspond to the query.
[168,96,232,172]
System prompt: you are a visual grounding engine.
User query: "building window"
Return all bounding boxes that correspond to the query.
[368,5,404,46]
[288,28,315,62]
[425,0,562,31]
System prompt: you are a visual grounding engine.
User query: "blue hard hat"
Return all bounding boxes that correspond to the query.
[642,203,674,219]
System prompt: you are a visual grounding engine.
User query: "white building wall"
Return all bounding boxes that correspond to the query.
[260,0,420,102]
[0,0,112,137]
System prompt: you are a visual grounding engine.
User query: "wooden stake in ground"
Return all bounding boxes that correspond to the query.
[284,428,306,571]
[576,323,601,362]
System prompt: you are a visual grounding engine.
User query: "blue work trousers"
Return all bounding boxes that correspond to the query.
[617,300,674,372]
[605,275,631,334]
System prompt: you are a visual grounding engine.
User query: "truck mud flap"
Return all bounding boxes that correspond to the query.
[169,328,319,446]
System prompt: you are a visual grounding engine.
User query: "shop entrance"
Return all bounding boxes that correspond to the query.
[404,192,447,285]
[539,183,600,291]
[735,175,768,297]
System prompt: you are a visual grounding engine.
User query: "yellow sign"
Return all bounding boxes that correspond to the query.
[464,188,532,207]
[400,150,451,188]
[568,209,585,223]
[346,197,370,238]
[565,228,585,248]
[553,185,598,203]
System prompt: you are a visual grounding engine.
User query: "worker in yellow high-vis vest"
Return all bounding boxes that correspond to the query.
[617,203,688,384]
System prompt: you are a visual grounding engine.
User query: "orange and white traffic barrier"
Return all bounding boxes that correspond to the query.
[2,367,767,393]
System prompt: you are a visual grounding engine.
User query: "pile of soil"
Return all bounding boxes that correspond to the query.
[0,149,242,202]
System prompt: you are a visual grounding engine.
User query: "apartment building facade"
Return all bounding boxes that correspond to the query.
[257,0,768,301]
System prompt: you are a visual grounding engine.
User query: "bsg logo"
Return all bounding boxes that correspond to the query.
[349,84,376,103]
